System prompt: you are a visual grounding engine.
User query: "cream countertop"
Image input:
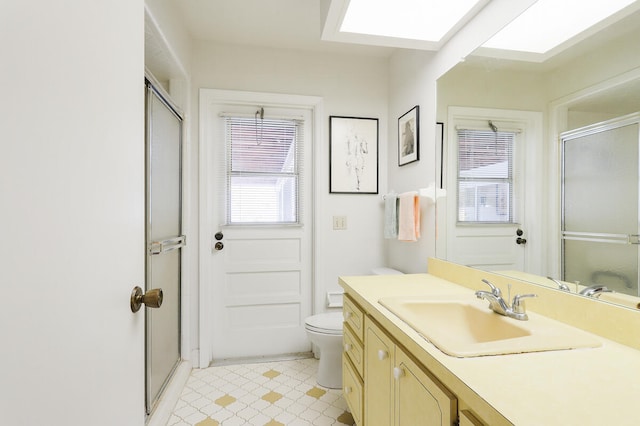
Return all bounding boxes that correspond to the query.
[339,273,640,426]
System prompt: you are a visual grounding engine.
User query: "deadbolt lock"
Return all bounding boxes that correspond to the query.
[130,286,163,313]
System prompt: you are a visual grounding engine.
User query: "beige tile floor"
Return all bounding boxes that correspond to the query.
[167,357,355,426]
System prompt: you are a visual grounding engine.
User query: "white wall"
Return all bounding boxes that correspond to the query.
[145,0,193,88]
[144,0,197,366]
[384,0,538,273]
[386,49,439,273]
[190,41,389,321]
[547,30,640,103]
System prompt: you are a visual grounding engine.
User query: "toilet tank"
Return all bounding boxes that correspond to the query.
[371,267,404,275]
[327,268,403,308]
[326,291,344,308]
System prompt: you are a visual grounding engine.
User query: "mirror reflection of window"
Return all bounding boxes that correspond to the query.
[456,129,516,223]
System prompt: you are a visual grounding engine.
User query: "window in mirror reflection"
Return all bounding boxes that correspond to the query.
[457,129,515,223]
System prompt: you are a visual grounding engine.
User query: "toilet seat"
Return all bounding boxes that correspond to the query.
[304,312,343,335]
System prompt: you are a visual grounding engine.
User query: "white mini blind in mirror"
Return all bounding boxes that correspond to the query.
[456,128,516,223]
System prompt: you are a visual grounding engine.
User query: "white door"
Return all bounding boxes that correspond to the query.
[1,2,145,425]
[445,108,543,273]
[200,92,315,362]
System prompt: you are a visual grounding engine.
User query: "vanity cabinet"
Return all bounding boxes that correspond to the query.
[365,317,457,426]
[343,294,365,425]
[459,409,485,426]
[342,293,489,426]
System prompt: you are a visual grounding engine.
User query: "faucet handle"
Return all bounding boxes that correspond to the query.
[481,279,502,297]
[512,293,538,314]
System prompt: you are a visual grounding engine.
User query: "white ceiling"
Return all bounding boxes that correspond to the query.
[173,0,640,63]
[168,1,640,115]
[173,0,395,57]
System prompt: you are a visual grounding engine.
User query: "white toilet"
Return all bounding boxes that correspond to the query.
[305,267,403,389]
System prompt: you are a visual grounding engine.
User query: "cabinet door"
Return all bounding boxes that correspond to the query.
[395,349,457,426]
[460,409,486,426]
[343,355,364,426]
[365,318,395,426]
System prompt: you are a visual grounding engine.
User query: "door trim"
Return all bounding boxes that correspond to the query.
[198,89,323,368]
[445,106,544,274]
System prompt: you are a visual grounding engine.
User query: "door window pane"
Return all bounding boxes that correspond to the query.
[457,129,515,223]
[225,117,303,225]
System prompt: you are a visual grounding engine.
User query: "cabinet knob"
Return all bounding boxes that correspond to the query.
[393,367,404,380]
[378,349,388,361]
[344,343,352,352]
[344,386,352,394]
[344,311,352,320]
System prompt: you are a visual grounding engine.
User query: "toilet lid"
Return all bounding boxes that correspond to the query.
[305,312,344,335]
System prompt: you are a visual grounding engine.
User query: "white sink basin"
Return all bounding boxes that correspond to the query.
[379,296,601,357]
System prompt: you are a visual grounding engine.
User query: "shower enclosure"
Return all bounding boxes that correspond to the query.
[145,78,184,413]
[561,112,640,296]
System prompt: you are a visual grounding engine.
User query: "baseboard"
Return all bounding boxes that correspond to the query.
[146,360,192,426]
[209,352,313,367]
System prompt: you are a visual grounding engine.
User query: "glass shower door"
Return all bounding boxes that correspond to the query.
[145,80,183,413]
[562,115,640,296]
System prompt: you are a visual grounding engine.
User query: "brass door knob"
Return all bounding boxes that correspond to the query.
[130,286,163,313]
[214,241,224,251]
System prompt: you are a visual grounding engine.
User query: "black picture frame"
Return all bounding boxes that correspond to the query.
[437,122,444,188]
[329,115,379,194]
[398,105,419,166]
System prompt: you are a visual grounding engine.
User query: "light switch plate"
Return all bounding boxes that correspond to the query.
[333,216,347,230]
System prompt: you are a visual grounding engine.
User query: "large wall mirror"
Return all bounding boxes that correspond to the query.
[435,2,640,310]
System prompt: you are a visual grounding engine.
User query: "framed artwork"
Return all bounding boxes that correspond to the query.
[398,105,419,166]
[329,115,379,194]
[437,122,444,188]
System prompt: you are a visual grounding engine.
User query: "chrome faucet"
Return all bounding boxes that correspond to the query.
[475,279,538,321]
[547,276,571,292]
[579,284,613,298]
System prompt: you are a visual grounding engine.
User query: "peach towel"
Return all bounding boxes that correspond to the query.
[398,191,420,242]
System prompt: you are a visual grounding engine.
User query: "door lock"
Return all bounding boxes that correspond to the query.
[130,286,163,313]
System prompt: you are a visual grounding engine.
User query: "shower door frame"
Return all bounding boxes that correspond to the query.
[145,77,184,414]
[560,112,640,296]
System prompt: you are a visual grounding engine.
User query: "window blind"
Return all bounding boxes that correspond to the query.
[457,129,515,223]
[224,116,304,225]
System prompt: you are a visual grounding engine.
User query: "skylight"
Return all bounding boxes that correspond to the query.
[483,0,637,54]
[340,0,486,42]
